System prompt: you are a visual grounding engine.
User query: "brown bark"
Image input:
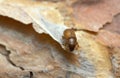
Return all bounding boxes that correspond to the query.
[0,0,120,78]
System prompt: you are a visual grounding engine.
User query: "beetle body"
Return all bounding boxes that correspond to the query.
[63,29,77,52]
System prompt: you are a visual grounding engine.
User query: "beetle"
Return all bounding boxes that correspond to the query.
[62,28,77,52]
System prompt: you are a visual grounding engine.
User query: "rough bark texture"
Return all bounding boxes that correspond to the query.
[0,0,120,78]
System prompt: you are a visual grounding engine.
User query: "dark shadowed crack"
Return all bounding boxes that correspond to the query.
[23,71,33,78]
[0,45,24,70]
[30,71,33,78]
[0,45,34,78]
[7,51,25,70]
